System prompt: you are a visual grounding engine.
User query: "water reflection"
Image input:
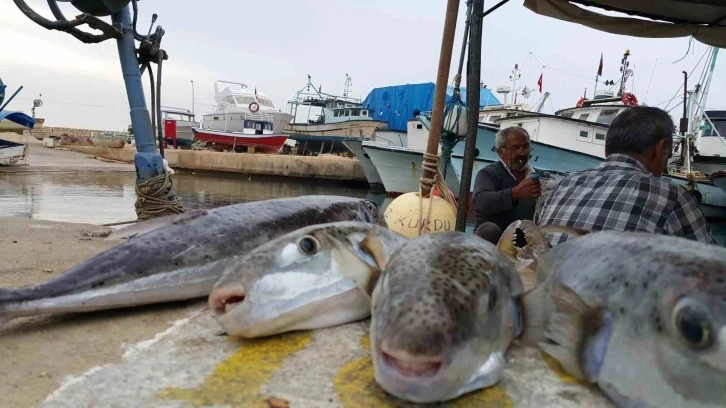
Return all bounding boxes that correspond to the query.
[0,170,383,225]
[0,170,722,245]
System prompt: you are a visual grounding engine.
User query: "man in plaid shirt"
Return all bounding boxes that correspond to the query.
[537,106,716,245]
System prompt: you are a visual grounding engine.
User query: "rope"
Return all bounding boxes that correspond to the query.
[134,171,186,221]
[417,152,458,236]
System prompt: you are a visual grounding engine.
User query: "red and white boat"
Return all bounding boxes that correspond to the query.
[191,127,288,153]
[193,80,292,153]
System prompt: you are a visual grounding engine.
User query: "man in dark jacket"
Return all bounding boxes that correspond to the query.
[472,126,541,244]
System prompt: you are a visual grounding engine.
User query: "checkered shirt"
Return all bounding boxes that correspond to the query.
[537,154,716,245]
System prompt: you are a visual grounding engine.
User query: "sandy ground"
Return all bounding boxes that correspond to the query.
[0,217,206,408]
[0,134,134,173]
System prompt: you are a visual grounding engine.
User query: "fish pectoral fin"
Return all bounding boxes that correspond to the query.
[360,232,389,270]
[513,258,535,274]
[538,225,590,238]
[519,284,548,347]
[327,233,381,296]
[538,282,598,383]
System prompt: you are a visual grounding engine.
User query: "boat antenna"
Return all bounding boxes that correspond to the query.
[343,74,352,98]
[618,49,631,97]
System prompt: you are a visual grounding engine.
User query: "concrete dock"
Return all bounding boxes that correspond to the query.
[0,215,615,408]
[0,133,614,407]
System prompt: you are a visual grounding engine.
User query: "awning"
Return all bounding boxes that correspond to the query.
[523,0,726,48]
[0,110,36,129]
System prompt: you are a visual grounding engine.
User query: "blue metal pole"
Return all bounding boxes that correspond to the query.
[111,5,164,182]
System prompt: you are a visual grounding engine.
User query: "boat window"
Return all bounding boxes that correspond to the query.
[560,112,574,118]
[344,110,350,116]
[489,115,501,121]
[213,116,219,120]
[361,110,368,116]
[579,130,590,139]
[595,133,606,141]
[265,123,273,131]
[245,121,255,129]
[595,109,620,125]
[258,97,275,108]
[578,113,590,121]
[703,120,726,137]
[351,109,360,116]
[234,96,256,105]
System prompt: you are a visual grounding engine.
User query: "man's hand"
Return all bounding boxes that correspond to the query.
[512,177,541,200]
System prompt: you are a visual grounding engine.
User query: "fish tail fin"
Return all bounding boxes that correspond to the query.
[519,284,548,347]
[537,282,598,382]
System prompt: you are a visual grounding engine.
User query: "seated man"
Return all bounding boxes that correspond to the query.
[538,106,715,245]
[472,126,541,244]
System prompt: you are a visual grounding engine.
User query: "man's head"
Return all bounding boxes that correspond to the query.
[496,126,531,172]
[605,106,674,176]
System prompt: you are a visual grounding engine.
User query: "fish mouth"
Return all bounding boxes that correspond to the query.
[379,346,443,379]
[512,225,528,249]
[208,285,246,316]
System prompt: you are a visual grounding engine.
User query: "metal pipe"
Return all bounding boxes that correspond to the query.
[47,0,67,21]
[111,5,163,181]
[456,0,484,232]
[156,54,165,158]
[421,0,461,199]
[147,62,157,153]
[481,0,510,18]
[0,86,23,112]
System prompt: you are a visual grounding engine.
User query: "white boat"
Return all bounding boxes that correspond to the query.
[360,117,461,196]
[201,80,293,136]
[285,74,388,155]
[0,137,28,165]
[690,109,726,175]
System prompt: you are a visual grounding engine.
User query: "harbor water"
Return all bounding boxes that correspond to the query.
[1,169,724,245]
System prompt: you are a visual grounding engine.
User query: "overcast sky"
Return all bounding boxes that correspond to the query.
[1,0,723,131]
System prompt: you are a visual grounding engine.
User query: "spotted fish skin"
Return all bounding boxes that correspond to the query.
[371,232,525,403]
[0,196,379,325]
[524,231,726,408]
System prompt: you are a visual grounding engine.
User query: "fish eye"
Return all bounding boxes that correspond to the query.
[673,299,714,350]
[297,236,320,255]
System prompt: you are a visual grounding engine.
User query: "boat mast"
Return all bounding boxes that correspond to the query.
[695,47,719,149]
[343,74,352,98]
[509,64,521,105]
[618,49,631,97]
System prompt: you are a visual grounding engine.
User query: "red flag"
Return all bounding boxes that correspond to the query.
[537,73,543,93]
[597,53,603,77]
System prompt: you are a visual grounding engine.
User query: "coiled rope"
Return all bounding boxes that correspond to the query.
[134,171,186,221]
[417,152,458,236]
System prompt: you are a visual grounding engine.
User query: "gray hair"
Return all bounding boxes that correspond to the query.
[606,106,674,156]
[495,126,530,149]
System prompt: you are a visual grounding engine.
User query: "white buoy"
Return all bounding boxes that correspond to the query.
[383,192,456,238]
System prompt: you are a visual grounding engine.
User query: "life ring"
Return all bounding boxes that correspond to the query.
[249,102,259,113]
[576,97,587,108]
[622,92,639,107]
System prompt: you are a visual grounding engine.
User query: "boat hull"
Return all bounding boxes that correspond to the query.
[285,119,388,139]
[341,139,384,189]
[191,128,288,153]
[692,155,726,176]
[0,138,28,165]
[448,124,726,220]
[361,143,460,197]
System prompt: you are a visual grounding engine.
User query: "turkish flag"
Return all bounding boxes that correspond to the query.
[537,73,543,93]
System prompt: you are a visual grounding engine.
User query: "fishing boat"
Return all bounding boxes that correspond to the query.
[451,50,726,220]
[161,106,197,148]
[347,81,517,193]
[193,81,291,153]
[284,74,388,155]
[0,78,34,165]
[691,109,726,175]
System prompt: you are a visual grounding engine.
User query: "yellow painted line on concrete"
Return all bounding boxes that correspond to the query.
[158,331,311,407]
[333,333,514,407]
